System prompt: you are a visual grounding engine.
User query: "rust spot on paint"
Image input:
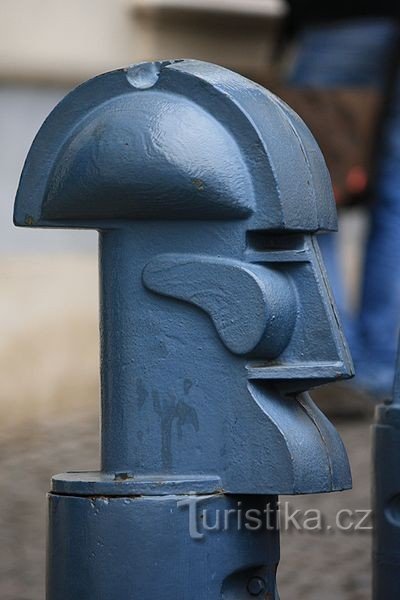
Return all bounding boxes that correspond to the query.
[192,178,205,191]
[24,214,35,226]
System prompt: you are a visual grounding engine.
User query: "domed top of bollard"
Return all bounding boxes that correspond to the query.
[14,59,336,231]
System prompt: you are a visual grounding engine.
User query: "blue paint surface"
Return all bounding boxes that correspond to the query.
[15,60,353,599]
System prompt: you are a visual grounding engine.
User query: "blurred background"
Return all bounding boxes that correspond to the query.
[2,1,400,598]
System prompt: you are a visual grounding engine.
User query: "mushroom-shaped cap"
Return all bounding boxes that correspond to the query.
[14,59,336,231]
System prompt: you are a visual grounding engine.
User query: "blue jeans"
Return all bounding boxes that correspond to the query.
[289,18,400,394]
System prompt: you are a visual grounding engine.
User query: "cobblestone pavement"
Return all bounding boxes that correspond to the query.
[0,412,372,599]
[279,417,372,599]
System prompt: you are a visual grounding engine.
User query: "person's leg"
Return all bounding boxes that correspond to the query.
[288,18,399,390]
[357,71,400,394]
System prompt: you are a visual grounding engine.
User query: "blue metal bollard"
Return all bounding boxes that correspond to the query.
[373,340,400,599]
[14,60,353,599]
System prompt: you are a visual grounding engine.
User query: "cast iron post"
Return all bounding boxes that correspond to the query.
[14,60,353,599]
[373,339,400,599]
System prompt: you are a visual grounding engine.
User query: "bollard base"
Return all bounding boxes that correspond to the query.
[47,491,279,599]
